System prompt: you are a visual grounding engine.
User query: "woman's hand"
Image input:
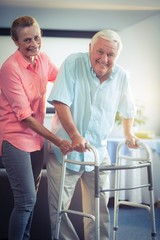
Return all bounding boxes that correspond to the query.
[59,140,73,155]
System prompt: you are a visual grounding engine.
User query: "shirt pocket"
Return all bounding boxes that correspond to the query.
[93,89,120,120]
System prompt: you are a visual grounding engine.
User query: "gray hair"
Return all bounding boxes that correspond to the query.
[90,29,123,57]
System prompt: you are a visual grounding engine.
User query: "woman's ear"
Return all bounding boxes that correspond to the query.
[12,37,19,47]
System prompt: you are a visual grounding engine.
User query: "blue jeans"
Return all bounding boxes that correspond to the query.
[2,141,44,240]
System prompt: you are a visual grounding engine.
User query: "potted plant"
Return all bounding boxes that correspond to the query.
[110,103,146,137]
[115,103,147,127]
[114,104,155,138]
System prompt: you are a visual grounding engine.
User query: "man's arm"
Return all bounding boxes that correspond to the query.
[122,117,139,148]
[54,101,87,152]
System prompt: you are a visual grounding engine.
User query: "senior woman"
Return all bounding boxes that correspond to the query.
[0,16,71,240]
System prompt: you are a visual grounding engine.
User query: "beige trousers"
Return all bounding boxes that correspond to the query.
[47,152,110,240]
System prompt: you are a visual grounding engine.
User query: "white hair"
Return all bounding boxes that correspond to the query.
[90,29,123,57]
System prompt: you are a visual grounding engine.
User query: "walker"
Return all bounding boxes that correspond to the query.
[100,141,156,240]
[54,144,100,240]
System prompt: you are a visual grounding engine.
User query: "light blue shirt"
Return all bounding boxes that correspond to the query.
[48,52,136,171]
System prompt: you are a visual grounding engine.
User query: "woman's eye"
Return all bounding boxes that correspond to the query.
[24,39,31,43]
[35,36,40,41]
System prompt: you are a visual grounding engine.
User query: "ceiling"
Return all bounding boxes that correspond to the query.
[1,0,160,10]
[0,0,160,31]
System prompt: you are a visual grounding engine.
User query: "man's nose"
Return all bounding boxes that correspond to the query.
[101,54,108,63]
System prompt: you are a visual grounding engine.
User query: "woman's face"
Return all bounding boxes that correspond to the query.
[14,24,41,62]
[89,37,118,82]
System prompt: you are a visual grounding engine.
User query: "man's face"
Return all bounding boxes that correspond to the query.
[14,24,41,62]
[89,37,118,82]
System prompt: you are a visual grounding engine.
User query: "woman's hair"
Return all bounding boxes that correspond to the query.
[11,16,41,41]
[90,29,123,57]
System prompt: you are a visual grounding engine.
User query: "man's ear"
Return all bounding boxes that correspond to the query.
[89,43,91,53]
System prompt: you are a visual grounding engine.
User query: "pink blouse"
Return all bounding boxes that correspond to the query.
[0,50,58,155]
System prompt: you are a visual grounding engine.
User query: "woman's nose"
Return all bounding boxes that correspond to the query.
[31,38,39,46]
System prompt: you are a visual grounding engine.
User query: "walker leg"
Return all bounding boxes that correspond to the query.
[95,165,100,240]
[54,157,67,240]
[113,163,121,240]
[148,165,157,240]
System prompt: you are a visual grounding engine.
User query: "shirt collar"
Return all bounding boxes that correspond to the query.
[87,52,117,80]
[15,49,38,69]
[87,54,96,77]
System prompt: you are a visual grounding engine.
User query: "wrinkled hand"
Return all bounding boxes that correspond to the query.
[125,134,139,148]
[71,134,88,152]
[59,140,73,155]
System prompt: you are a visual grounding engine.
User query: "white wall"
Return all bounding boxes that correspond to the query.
[0,13,160,135]
[0,36,90,68]
[118,13,160,135]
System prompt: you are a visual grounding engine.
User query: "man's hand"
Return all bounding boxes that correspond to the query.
[123,118,139,148]
[71,134,87,152]
[125,134,139,148]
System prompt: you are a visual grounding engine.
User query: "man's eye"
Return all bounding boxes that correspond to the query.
[97,50,103,54]
[24,39,31,43]
[108,54,115,58]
